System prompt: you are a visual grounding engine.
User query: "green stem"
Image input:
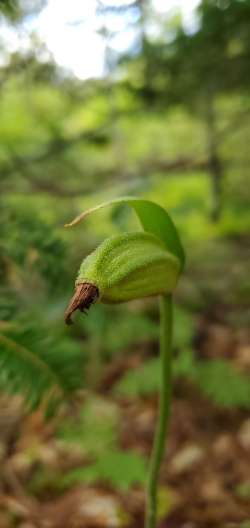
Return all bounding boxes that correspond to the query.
[145,293,173,528]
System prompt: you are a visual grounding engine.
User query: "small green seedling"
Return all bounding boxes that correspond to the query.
[64,197,185,528]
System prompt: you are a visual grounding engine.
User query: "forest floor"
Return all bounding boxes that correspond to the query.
[1,314,250,528]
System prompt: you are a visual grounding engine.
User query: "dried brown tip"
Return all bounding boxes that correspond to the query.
[64,283,99,325]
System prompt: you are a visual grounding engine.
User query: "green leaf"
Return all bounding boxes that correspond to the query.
[115,357,161,397]
[194,360,250,408]
[62,450,147,490]
[0,320,84,411]
[65,196,185,271]
[59,396,119,456]
[115,349,250,409]
[114,349,195,398]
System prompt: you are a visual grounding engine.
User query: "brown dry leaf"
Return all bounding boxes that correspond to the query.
[236,345,250,368]
[19,524,37,528]
[77,490,129,527]
[212,434,235,456]
[238,419,250,450]
[170,444,205,474]
[37,488,130,528]
[4,496,30,519]
[200,477,227,502]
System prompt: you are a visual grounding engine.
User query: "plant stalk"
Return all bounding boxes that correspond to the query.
[145,293,173,528]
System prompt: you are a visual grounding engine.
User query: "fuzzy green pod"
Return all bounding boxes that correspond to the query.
[65,231,180,324]
[78,231,180,301]
[64,197,184,325]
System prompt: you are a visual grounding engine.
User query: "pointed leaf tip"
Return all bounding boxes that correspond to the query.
[65,197,185,270]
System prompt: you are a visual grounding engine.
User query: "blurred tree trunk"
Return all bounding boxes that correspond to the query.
[206,96,224,222]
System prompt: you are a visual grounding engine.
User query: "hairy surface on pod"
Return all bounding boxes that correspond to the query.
[76,232,180,303]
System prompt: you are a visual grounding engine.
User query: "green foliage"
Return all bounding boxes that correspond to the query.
[157,487,177,520]
[125,0,250,108]
[115,353,250,408]
[0,0,20,19]
[0,199,86,411]
[62,451,147,491]
[28,468,65,497]
[193,360,250,408]
[115,304,250,410]
[0,288,19,321]
[83,303,158,358]
[0,0,45,21]
[59,396,119,456]
[185,237,250,311]
[0,204,67,294]
[172,307,195,349]
[115,307,195,397]
[115,357,161,397]
[114,347,194,398]
[0,320,84,411]
[58,395,147,490]
[0,1,249,500]
[235,481,250,500]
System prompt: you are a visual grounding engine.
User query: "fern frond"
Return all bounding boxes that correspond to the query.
[0,320,84,411]
[115,352,250,409]
[194,359,250,408]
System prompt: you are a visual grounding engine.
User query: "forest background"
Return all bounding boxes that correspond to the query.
[0,1,250,527]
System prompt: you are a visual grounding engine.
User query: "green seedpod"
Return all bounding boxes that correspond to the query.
[77,231,180,302]
[65,232,180,324]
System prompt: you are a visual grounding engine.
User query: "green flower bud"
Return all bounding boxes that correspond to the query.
[65,231,180,324]
[64,197,185,528]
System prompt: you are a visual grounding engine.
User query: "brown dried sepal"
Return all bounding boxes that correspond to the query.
[64,283,99,325]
